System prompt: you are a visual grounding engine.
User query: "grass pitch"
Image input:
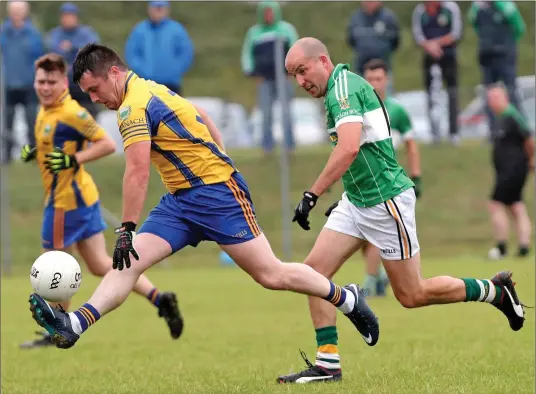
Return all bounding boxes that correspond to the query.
[2,143,535,393]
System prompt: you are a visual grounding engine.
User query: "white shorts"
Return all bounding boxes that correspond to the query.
[324,188,420,260]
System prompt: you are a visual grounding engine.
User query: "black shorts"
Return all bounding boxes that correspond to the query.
[491,167,528,205]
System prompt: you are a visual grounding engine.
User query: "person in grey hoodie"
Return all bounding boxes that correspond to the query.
[346,1,400,91]
[241,1,298,155]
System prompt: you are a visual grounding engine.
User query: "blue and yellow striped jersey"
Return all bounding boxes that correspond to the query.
[35,90,108,211]
[117,72,236,193]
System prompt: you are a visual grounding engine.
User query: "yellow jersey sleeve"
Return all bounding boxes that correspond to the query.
[65,109,107,142]
[117,103,151,150]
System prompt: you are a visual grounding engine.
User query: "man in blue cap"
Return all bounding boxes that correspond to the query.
[47,2,100,116]
[125,1,194,95]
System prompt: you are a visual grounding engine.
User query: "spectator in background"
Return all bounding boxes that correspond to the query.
[346,1,400,92]
[412,1,462,145]
[47,2,100,116]
[241,1,298,156]
[0,1,44,163]
[486,85,533,260]
[468,1,526,139]
[125,1,194,95]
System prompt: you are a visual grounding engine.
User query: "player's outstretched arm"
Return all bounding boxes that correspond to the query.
[74,133,116,165]
[121,140,151,225]
[193,104,225,152]
[293,123,361,230]
[309,122,362,197]
[405,138,422,197]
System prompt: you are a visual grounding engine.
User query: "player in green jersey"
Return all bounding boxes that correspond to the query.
[277,37,526,384]
[326,58,423,297]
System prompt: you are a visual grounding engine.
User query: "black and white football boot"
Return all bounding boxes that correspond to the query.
[490,271,526,331]
[277,351,342,384]
[343,283,380,346]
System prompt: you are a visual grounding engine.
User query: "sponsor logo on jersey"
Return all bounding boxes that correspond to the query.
[77,110,89,120]
[118,105,131,122]
[338,98,350,110]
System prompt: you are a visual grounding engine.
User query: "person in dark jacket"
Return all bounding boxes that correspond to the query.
[125,1,194,95]
[47,2,100,116]
[346,1,400,92]
[412,1,463,144]
[468,1,526,138]
[0,1,44,163]
[241,1,298,155]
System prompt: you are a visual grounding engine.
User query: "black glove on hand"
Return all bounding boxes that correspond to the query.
[44,147,78,174]
[411,176,422,199]
[293,191,318,231]
[324,201,339,217]
[20,144,37,162]
[113,222,139,270]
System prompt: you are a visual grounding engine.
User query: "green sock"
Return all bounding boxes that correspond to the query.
[462,278,502,303]
[315,326,340,371]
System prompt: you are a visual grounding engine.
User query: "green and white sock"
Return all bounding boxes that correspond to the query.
[462,278,502,303]
[315,326,341,371]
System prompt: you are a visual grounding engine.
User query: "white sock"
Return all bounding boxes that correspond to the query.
[337,288,356,314]
[69,313,83,335]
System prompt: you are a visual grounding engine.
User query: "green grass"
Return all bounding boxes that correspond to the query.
[2,143,535,393]
[2,259,535,393]
[27,1,535,108]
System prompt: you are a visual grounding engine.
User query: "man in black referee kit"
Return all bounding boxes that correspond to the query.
[487,85,534,260]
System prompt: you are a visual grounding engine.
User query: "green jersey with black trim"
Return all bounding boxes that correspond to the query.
[324,64,414,208]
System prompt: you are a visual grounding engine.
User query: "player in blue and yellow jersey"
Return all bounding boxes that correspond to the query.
[25,43,376,351]
[20,53,183,349]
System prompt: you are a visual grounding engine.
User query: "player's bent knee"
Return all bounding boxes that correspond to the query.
[393,287,427,308]
[252,267,286,290]
[248,261,290,291]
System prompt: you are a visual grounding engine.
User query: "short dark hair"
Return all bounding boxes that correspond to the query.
[73,43,127,84]
[363,58,388,74]
[35,53,67,74]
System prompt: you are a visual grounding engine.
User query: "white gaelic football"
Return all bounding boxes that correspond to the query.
[30,251,82,302]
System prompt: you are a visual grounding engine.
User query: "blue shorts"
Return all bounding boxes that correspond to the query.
[42,202,107,249]
[139,172,262,253]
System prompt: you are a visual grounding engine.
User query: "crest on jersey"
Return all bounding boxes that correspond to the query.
[44,124,52,135]
[77,110,88,120]
[338,98,350,110]
[118,105,131,122]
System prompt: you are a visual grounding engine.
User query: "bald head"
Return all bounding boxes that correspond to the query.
[287,37,330,62]
[8,1,29,26]
[285,37,334,99]
[487,85,510,115]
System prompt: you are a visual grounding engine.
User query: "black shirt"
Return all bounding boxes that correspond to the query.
[493,104,532,170]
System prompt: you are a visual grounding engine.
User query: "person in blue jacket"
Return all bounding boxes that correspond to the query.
[47,2,100,116]
[0,1,44,163]
[125,1,194,95]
